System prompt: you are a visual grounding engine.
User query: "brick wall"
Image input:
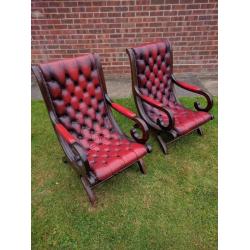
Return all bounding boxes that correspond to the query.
[31,0,217,75]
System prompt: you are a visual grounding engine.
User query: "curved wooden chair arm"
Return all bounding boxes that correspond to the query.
[171,75,213,112]
[134,87,175,130]
[105,94,150,144]
[70,142,94,177]
[54,122,93,176]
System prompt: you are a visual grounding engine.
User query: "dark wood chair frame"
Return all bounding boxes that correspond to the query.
[126,45,214,154]
[32,54,151,205]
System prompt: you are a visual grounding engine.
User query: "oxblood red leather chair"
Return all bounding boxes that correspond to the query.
[126,40,213,154]
[32,54,151,205]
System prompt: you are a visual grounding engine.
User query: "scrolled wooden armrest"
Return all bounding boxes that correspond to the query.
[171,75,213,112]
[54,123,94,178]
[55,123,88,163]
[70,142,96,184]
[105,94,150,144]
[134,87,175,130]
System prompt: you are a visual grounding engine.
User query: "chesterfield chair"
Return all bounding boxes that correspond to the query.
[32,54,151,205]
[126,40,213,154]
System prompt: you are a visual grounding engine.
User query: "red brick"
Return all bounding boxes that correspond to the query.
[63,2,77,7]
[32,0,218,75]
[165,0,180,3]
[151,0,164,4]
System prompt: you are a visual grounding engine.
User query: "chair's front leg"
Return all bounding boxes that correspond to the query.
[70,143,98,206]
[80,176,97,206]
[156,134,168,155]
[138,158,147,174]
[62,156,68,164]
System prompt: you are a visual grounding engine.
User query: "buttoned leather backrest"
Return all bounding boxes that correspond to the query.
[132,41,175,106]
[39,54,113,143]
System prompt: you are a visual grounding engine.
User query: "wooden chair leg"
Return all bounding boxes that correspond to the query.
[138,158,146,174]
[80,176,97,206]
[62,156,68,164]
[197,127,203,136]
[156,134,168,154]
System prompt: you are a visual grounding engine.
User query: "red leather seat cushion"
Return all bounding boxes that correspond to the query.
[145,101,212,135]
[80,129,147,181]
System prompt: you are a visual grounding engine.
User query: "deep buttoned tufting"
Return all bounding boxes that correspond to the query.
[132,41,175,106]
[85,129,147,180]
[39,54,147,181]
[40,55,108,138]
[131,40,212,135]
[144,101,212,135]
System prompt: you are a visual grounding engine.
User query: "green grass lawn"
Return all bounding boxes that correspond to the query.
[32,96,218,250]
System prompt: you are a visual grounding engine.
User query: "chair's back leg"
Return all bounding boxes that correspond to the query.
[80,176,97,206]
[62,156,68,164]
[197,127,203,136]
[138,158,147,174]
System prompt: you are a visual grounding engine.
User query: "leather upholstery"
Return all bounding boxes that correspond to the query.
[85,130,147,180]
[145,101,211,135]
[111,102,136,119]
[139,94,163,108]
[174,80,201,92]
[39,54,147,181]
[132,41,176,107]
[55,123,76,144]
[132,41,212,135]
